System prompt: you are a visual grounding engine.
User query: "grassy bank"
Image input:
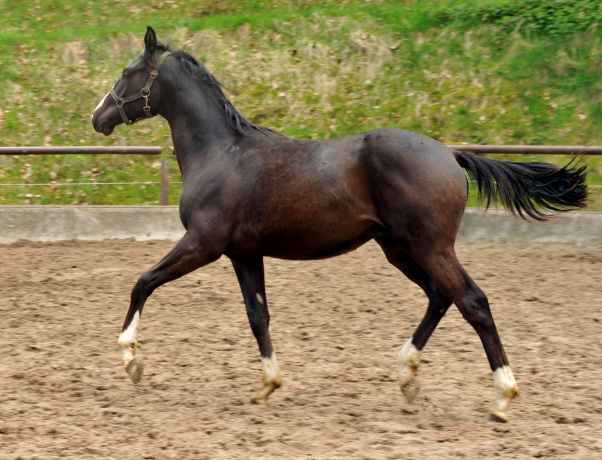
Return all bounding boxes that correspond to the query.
[0,0,600,207]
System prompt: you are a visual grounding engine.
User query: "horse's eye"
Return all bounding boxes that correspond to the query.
[122,70,131,79]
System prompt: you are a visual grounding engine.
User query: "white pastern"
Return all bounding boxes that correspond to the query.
[491,366,519,420]
[261,351,282,386]
[117,311,140,367]
[398,339,422,386]
[94,92,110,113]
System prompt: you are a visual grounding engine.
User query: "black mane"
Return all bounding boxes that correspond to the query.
[157,43,282,138]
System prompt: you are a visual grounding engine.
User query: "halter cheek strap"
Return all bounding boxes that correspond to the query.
[110,51,172,125]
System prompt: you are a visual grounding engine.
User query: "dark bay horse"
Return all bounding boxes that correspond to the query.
[91,27,588,422]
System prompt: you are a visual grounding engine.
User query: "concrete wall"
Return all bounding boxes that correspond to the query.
[0,206,600,245]
[458,208,601,244]
[0,206,184,243]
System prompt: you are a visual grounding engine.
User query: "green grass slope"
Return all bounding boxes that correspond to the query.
[0,0,600,207]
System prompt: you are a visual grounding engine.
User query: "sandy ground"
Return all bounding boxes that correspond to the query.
[0,239,601,460]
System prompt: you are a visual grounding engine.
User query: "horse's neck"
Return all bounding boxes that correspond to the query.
[163,93,236,175]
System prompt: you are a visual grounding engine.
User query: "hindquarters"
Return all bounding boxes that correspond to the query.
[363,128,468,250]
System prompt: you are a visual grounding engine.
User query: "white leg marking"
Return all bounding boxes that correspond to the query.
[398,338,422,387]
[261,351,282,386]
[491,366,519,421]
[252,351,282,403]
[117,311,140,368]
[256,293,265,305]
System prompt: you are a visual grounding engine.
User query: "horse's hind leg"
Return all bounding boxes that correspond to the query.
[376,235,453,402]
[118,231,221,383]
[410,245,519,422]
[230,255,282,404]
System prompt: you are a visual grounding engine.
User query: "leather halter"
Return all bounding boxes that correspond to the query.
[110,51,172,125]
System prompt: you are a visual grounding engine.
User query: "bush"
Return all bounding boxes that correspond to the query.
[432,0,601,39]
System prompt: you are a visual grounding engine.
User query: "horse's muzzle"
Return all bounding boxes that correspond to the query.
[91,113,114,136]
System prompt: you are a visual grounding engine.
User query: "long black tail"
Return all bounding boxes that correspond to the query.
[453,151,588,221]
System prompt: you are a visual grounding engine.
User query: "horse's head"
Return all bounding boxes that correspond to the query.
[92,26,171,136]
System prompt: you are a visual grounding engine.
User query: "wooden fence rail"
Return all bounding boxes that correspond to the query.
[2,145,601,156]
[0,146,169,205]
[1,145,600,205]
[448,145,602,155]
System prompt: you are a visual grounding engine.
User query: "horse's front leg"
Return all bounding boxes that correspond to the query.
[230,254,282,404]
[118,230,222,383]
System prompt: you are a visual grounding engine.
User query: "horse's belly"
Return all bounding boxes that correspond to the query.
[227,217,381,260]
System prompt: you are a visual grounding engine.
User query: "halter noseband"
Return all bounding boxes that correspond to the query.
[110,51,172,125]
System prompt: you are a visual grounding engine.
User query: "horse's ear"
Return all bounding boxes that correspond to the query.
[144,26,157,55]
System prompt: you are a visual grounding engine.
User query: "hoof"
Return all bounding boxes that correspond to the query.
[488,410,509,423]
[251,395,269,405]
[401,378,420,403]
[126,359,143,384]
[250,381,280,405]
